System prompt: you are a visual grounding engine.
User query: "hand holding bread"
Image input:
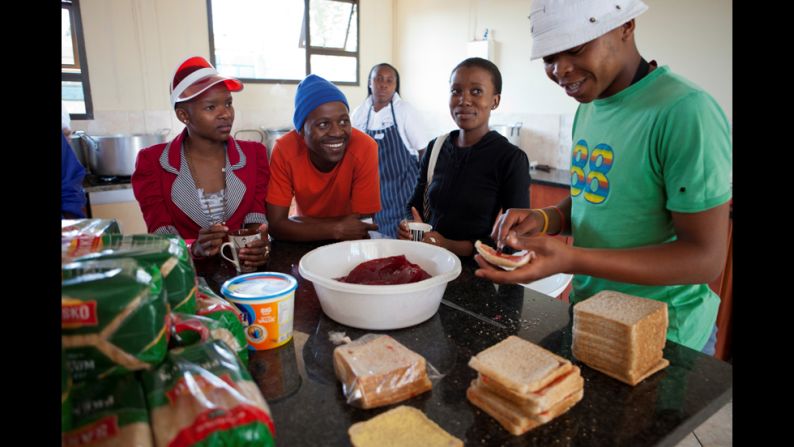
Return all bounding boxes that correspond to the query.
[474,236,572,285]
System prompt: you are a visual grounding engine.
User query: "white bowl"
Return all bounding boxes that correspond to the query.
[520,273,573,298]
[298,239,462,330]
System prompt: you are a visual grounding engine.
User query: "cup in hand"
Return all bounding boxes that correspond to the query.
[220,228,262,273]
[407,222,432,242]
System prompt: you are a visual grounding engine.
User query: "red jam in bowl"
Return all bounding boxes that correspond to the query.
[337,255,431,285]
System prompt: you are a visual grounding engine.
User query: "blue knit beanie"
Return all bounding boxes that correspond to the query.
[293,74,349,131]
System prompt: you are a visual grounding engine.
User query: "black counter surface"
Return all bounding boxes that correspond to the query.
[195,240,732,447]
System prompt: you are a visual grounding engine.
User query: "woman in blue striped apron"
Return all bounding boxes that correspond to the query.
[351,63,431,238]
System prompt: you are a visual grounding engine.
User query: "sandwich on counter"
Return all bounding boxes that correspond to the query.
[466,335,584,435]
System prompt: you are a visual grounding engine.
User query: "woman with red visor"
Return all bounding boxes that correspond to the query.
[132,56,271,268]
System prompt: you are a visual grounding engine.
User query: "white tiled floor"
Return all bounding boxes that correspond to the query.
[674,400,732,447]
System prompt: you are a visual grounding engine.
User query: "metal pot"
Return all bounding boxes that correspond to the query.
[68,133,89,170]
[80,129,169,176]
[490,122,523,147]
[260,127,292,159]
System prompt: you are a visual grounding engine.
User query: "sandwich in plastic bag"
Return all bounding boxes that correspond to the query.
[333,334,437,409]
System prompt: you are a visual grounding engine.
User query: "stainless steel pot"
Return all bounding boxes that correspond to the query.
[80,129,169,176]
[261,127,292,159]
[68,133,89,170]
[491,122,523,147]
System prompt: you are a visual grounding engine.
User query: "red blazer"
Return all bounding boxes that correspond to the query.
[131,129,270,240]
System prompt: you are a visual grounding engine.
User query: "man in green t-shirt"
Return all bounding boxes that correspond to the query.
[475,0,731,354]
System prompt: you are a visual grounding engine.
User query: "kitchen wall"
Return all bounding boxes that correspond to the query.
[72,0,394,137]
[392,0,732,169]
[72,0,731,171]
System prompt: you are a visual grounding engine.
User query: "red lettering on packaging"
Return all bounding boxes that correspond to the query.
[62,301,98,328]
[62,415,119,446]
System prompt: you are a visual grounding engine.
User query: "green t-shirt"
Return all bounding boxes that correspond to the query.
[569,65,732,351]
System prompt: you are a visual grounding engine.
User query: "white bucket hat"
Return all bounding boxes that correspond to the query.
[529,0,648,60]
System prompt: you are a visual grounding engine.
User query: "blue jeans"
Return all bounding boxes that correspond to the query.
[701,324,718,356]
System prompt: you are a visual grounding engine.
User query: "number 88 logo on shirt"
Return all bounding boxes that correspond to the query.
[570,139,614,204]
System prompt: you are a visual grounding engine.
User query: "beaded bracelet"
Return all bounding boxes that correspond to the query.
[535,208,550,234]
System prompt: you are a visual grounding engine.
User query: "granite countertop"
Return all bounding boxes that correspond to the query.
[195,241,733,447]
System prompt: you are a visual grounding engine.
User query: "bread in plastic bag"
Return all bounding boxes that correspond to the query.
[62,258,169,382]
[141,339,275,447]
[62,373,154,447]
[333,334,436,409]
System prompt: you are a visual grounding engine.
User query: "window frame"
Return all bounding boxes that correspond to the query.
[62,0,94,120]
[206,0,360,86]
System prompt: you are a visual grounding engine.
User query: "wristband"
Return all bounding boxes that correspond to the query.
[535,208,550,234]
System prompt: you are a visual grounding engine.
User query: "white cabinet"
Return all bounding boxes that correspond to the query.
[87,187,147,234]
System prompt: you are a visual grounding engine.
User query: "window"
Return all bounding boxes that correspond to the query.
[62,0,93,120]
[207,0,359,85]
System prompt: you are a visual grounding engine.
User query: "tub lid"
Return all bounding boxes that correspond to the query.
[221,272,297,300]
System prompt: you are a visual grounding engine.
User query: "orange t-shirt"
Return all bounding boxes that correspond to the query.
[266,128,381,217]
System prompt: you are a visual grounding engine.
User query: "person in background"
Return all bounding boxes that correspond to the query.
[475,0,732,355]
[132,56,271,269]
[266,74,381,242]
[351,63,431,238]
[397,57,530,257]
[62,133,87,218]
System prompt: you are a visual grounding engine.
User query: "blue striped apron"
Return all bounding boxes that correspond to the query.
[365,102,420,238]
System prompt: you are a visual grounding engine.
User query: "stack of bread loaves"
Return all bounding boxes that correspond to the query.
[572,290,670,386]
[466,336,583,435]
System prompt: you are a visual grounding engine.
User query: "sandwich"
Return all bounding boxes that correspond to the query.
[466,336,583,435]
[333,334,432,409]
[474,240,535,269]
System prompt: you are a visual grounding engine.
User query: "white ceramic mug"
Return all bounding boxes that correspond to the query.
[407,222,432,242]
[220,228,262,273]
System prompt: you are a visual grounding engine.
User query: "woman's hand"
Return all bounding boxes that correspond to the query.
[238,223,271,268]
[422,230,447,249]
[192,223,229,257]
[397,206,423,240]
[475,233,573,284]
[492,208,546,251]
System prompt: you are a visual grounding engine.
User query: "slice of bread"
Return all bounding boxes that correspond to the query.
[477,365,583,412]
[348,405,463,447]
[333,335,432,409]
[467,380,583,436]
[468,336,572,394]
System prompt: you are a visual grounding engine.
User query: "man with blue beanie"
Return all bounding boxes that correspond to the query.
[267,74,381,241]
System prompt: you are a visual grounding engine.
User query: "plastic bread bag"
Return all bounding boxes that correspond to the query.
[62,258,170,382]
[331,333,443,409]
[170,312,249,366]
[195,284,248,364]
[62,218,121,262]
[141,339,275,447]
[62,373,155,447]
[69,234,198,314]
[62,350,73,432]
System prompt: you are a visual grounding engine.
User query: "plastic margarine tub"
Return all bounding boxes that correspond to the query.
[221,272,297,350]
